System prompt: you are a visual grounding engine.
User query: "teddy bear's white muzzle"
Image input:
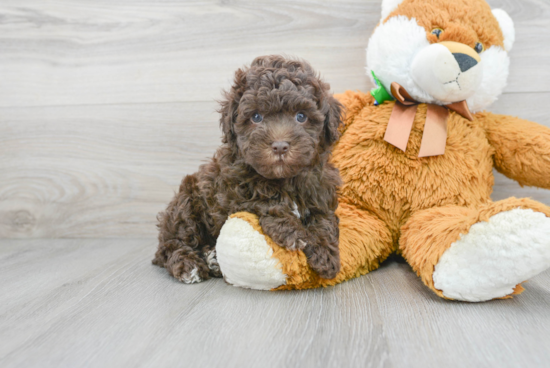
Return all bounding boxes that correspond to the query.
[411,42,483,103]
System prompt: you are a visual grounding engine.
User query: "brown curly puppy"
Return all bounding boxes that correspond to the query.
[153,55,343,283]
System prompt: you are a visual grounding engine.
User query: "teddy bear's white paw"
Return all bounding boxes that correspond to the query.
[216,217,287,290]
[433,208,550,302]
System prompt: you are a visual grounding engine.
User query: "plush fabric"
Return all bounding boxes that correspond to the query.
[223,94,550,297]
[432,207,550,302]
[215,0,550,301]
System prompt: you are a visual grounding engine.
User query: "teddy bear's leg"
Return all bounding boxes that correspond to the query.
[216,203,394,290]
[400,198,550,302]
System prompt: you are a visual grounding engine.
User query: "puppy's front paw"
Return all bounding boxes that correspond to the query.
[279,233,307,250]
[304,244,340,280]
[260,216,306,250]
[287,239,307,251]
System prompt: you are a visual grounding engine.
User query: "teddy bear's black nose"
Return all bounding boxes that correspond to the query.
[272,141,290,155]
[454,53,478,73]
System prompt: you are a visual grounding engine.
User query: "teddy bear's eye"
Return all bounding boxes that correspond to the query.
[251,113,263,124]
[295,112,307,124]
[474,42,484,53]
[431,28,443,39]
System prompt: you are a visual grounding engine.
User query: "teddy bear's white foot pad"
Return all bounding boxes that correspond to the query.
[433,208,550,302]
[216,217,287,290]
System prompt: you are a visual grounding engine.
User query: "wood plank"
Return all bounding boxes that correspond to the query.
[369,258,550,368]
[1,92,549,238]
[0,239,389,368]
[0,0,549,108]
[0,0,378,107]
[1,239,549,368]
[0,102,220,238]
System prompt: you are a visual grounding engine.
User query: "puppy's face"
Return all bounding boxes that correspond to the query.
[234,85,328,179]
[221,56,342,180]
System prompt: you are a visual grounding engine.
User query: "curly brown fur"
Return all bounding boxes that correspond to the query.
[153,55,343,283]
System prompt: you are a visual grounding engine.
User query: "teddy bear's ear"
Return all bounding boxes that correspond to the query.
[381,0,405,21]
[492,9,515,52]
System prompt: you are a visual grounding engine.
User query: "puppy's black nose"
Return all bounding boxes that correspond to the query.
[272,141,289,155]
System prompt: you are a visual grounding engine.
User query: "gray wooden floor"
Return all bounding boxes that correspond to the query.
[2,0,550,367]
[1,239,550,368]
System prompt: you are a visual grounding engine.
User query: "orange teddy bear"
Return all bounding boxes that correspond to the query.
[216,0,550,302]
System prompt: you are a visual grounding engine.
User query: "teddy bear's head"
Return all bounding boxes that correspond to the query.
[367,0,515,112]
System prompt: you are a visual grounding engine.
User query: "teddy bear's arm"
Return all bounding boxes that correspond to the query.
[481,112,550,189]
[334,90,375,135]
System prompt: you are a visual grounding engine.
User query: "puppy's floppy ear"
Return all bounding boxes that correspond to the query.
[219,93,237,144]
[322,95,344,148]
[219,68,247,145]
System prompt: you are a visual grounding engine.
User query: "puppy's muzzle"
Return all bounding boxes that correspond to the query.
[272,141,289,155]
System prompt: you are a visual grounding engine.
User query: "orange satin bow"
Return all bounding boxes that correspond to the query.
[383,82,474,157]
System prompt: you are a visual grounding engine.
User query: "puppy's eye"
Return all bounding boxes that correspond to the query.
[251,113,263,124]
[431,28,443,39]
[474,42,484,53]
[295,112,307,124]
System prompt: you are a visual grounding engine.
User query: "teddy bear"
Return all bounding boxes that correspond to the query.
[214,0,550,302]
